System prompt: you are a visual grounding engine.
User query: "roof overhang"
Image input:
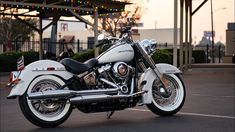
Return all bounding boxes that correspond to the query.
[0,0,129,18]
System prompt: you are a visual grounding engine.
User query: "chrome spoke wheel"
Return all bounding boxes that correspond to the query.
[26,75,71,122]
[29,80,66,118]
[151,74,185,112]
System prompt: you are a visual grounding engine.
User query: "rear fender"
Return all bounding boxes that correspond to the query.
[7,60,73,99]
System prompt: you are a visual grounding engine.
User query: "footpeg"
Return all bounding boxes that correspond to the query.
[107,111,115,119]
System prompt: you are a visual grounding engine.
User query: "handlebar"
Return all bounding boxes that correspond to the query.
[96,38,118,47]
[121,26,132,33]
[119,26,132,38]
[96,26,133,47]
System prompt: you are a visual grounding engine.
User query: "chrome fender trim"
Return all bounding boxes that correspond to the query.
[156,63,181,74]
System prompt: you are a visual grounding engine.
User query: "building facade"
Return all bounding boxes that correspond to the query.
[226,23,235,56]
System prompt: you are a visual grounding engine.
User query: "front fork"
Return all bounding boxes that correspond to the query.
[135,42,171,95]
[152,68,171,97]
[141,54,170,95]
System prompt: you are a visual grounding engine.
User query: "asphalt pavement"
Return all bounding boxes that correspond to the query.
[0,67,234,132]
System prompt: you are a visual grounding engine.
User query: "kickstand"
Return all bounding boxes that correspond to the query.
[106,111,115,119]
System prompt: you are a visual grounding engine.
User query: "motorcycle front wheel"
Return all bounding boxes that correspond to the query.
[19,75,73,128]
[146,74,185,116]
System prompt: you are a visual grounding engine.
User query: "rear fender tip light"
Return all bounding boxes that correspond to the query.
[47,67,55,71]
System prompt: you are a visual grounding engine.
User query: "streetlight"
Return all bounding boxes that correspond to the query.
[214,7,227,13]
[210,0,214,63]
[213,7,226,29]
[210,0,226,63]
[214,7,226,63]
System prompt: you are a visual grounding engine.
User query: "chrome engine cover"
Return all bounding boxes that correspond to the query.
[112,62,129,79]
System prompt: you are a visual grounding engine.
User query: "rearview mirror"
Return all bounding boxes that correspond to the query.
[98,34,105,41]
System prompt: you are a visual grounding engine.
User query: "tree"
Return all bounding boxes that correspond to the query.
[90,0,145,37]
[197,37,226,58]
[0,15,37,51]
[214,41,225,57]
[197,36,211,46]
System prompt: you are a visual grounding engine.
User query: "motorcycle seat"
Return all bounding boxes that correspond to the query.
[60,58,98,75]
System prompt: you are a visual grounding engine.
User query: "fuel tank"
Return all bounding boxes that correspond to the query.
[97,44,134,64]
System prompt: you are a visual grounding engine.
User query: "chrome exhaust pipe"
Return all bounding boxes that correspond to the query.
[70,95,125,104]
[28,88,119,100]
[28,90,75,100]
[70,91,146,104]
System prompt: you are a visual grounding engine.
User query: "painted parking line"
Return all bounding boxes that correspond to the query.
[191,94,235,98]
[128,108,235,119]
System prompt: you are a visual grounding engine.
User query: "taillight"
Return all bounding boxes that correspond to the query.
[9,71,21,83]
[8,71,21,87]
[12,78,21,84]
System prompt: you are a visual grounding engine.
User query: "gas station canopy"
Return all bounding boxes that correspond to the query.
[0,0,129,59]
[0,0,128,18]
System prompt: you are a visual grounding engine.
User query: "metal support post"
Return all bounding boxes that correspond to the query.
[180,0,184,70]
[206,44,209,63]
[51,17,59,57]
[185,1,189,70]
[173,0,178,67]
[219,45,221,63]
[210,0,215,63]
[189,0,192,68]
[39,16,43,60]
[94,8,99,57]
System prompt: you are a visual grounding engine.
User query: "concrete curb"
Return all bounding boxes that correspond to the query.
[191,63,235,68]
[0,72,10,76]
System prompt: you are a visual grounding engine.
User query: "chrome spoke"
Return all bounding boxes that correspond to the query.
[29,79,66,118]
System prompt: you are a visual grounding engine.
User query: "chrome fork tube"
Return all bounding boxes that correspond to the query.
[130,76,135,94]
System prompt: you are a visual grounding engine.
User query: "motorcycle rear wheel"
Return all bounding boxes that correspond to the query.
[146,74,185,116]
[19,75,73,128]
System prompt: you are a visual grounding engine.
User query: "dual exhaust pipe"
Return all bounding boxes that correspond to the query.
[70,91,145,104]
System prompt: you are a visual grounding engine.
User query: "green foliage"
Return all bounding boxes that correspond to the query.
[192,50,206,63]
[0,51,39,72]
[157,48,208,64]
[72,49,95,62]
[152,49,173,64]
[0,48,176,72]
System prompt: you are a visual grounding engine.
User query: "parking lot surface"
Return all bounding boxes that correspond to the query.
[0,68,234,132]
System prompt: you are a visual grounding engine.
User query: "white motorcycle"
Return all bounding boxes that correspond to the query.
[7,27,185,128]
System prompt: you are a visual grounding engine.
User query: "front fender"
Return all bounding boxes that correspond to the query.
[139,68,156,104]
[7,60,73,99]
[139,63,181,104]
[156,63,181,74]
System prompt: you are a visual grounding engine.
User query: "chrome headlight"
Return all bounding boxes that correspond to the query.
[139,39,157,55]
